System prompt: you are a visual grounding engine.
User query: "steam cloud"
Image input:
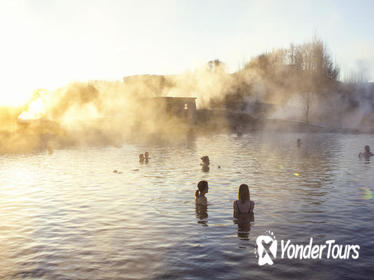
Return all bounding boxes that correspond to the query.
[1,38,373,154]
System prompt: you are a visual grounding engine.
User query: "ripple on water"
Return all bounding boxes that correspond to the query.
[0,133,373,279]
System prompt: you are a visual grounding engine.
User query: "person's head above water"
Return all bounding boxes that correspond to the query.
[201,156,210,165]
[139,154,144,162]
[238,184,250,203]
[195,180,209,198]
[359,145,373,158]
[145,152,149,159]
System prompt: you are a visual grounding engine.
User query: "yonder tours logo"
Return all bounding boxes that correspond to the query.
[255,231,360,266]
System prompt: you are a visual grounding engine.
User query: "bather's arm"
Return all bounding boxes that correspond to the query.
[233,201,238,218]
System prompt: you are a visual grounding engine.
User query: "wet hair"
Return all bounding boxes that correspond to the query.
[195,180,208,198]
[365,145,370,152]
[238,184,250,203]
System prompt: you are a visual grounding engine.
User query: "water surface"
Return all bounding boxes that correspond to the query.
[1,132,373,279]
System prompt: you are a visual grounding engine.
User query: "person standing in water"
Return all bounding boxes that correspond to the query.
[200,156,210,172]
[201,156,210,166]
[145,152,150,163]
[233,184,254,218]
[297,138,302,148]
[139,154,145,163]
[195,180,209,205]
[359,145,374,159]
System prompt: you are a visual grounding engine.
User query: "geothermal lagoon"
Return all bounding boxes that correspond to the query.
[1,132,373,279]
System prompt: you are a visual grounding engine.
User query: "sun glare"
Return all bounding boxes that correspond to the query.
[18,98,46,121]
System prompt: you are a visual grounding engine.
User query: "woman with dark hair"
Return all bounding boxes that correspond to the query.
[195,180,209,205]
[233,184,254,218]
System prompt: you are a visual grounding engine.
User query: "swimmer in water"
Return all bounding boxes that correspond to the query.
[139,154,145,163]
[236,125,243,137]
[200,156,210,166]
[297,138,302,148]
[200,156,210,172]
[233,184,255,218]
[195,180,209,205]
[359,145,374,159]
[145,152,150,162]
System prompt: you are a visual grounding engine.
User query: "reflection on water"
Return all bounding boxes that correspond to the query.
[195,204,208,226]
[234,214,255,240]
[201,165,209,172]
[0,132,374,279]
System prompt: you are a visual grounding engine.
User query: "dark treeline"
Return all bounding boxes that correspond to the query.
[121,38,373,131]
[206,38,373,131]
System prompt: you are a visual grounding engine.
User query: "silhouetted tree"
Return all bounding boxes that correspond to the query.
[208,59,225,72]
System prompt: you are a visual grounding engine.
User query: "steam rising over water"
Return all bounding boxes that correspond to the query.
[0,133,373,279]
[2,40,374,155]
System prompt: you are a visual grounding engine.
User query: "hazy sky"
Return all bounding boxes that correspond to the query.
[1,0,374,105]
